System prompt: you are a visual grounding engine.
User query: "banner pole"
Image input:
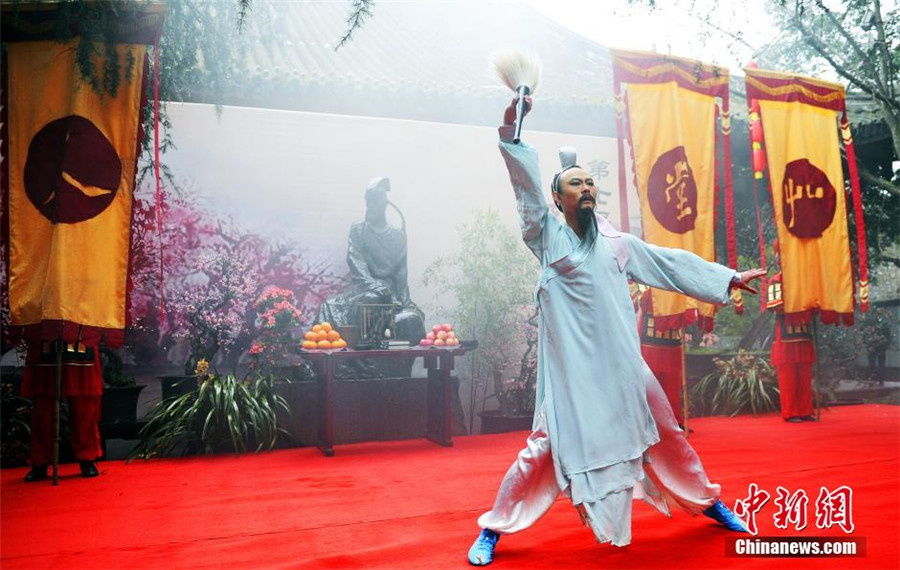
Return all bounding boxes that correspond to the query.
[52,340,62,486]
[812,318,821,422]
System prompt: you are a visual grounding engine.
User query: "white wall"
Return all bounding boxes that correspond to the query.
[151,103,639,319]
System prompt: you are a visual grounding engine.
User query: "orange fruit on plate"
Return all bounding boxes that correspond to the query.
[333,339,347,349]
[302,340,315,350]
[327,330,341,342]
[316,330,328,342]
[321,322,333,333]
[317,340,332,349]
[312,324,323,333]
[304,331,317,341]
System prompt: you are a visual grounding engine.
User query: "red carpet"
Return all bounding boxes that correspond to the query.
[2,404,898,569]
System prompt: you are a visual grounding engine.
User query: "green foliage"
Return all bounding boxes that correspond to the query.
[763,1,898,112]
[691,350,780,416]
[870,240,900,302]
[747,1,898,199]
[859,306,895,354]
[1,381,31,468]
[816,320,865,397]
[422,209,540,404]
[817,305,897,396]
[48,2,138,98]
[130,371,290,458]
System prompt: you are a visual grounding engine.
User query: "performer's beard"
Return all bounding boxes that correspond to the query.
[577,201,594,239]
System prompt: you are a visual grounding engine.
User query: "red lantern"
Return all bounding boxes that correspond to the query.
[752,147,767,174]
[750,119,764,143]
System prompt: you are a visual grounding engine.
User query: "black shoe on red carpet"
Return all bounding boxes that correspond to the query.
[785,417,804,423]
[800,415,817,422]
[24,466,47,482]
[80,461,99,478]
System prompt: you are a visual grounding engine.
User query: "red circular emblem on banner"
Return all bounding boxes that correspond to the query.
[24,115,121,224]
[781,158,836,239]
[647,146,697,234]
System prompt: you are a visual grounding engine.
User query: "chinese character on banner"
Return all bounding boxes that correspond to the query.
[815,486,854,533]
[734,483,771,535]
[773,487,809,531]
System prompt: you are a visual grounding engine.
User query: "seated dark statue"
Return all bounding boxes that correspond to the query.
[316,177,426,377]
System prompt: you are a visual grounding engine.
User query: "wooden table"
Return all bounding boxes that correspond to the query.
[295,345,475,456]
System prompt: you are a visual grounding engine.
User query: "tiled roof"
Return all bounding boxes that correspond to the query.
[245,1,612,101]
[196,1,618,135]
[192,1,889,143]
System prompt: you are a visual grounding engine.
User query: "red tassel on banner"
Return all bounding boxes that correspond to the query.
[840,111,869,312]
[719,100,741,314]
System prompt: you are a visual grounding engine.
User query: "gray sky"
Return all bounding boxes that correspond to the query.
[527,0,785,75]
[529,0,896,82]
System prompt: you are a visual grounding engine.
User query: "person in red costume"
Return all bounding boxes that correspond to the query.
[637,288,688,428]
[21,340,103,481]
[767,271,816,423]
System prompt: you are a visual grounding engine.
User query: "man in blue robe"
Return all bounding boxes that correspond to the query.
[468,98,763,565]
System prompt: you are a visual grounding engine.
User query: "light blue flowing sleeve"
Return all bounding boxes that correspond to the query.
[498,126,551,262]
[622,233,737,305]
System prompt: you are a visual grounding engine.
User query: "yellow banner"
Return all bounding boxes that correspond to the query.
[626,81,718,325]
[760,100,853,316]
[7,40,144,332]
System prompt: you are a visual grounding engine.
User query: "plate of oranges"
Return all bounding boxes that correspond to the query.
[301,322,348,351]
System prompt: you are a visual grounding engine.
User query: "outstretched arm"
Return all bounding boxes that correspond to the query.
[498,97,549,260]
[623,233,763,305]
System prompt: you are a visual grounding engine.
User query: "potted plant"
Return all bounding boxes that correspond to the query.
[690,350,780,417]
[422,210,540,434]
[248,286,305,374]
[100,345,145,426]
[131,359,291,458]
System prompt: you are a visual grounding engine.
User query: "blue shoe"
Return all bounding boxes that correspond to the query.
[468,528,500,566]
[703,500,748,532]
